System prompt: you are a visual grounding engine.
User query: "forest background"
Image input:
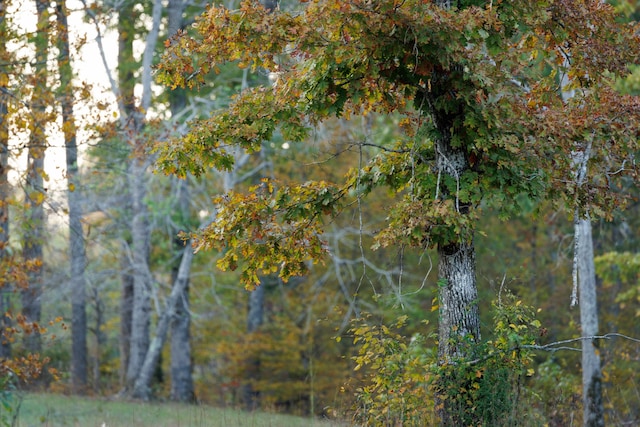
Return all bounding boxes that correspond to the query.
[0,0,640,426]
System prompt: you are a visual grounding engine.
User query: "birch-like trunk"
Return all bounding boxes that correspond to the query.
[125,156,152,386]
[169,179,195,402]
[123,0,163,389]
[563,46,604,423]
[576,218,604,426]
[55,0,88,391]
[132,245,194,400]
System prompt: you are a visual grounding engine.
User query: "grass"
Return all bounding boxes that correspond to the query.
[10,393,347,427]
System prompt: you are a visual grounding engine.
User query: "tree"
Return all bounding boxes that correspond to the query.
[157,0,639,422]
[22,0,52,355]
[131,242,194,399]
[166,0,195,403]
[55,0,88,392]
[114,0,137,387]
[576,218,604,426]
[0,0,12,361]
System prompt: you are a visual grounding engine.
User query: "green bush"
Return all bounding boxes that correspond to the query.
[350,294,542,426]
[0,374,22,427]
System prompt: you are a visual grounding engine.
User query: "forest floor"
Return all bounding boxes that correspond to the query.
[10,393,347,427]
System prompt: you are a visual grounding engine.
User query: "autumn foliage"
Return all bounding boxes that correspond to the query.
[156,0,640,423]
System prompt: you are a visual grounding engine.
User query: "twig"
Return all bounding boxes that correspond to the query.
[465,333,640,366]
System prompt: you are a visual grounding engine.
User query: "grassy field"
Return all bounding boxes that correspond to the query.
[9,393,347,427]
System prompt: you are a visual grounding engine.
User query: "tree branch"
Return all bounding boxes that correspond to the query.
[465,333,640,366]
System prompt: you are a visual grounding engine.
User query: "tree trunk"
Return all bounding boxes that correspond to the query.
[169,181,195,402]
[132,245,194,400]
[242,283,265,411]
[119,243,134,387]
[117,0,136,116]
[437,240,479,361]
[167,0,195,402]
[121,0,163,392]
[125,157,151,386]
[576,218,604,427]
[0,292,9,358]
[428,4,480,424]
[116,0,136,389]
[22,0,50,355]
[55,0,88,392]
[0,0,11,360]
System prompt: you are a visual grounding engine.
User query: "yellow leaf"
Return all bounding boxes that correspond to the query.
[69,183,75,192]
[34,192,45,205]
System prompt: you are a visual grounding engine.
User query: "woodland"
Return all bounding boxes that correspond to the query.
[1,0,640,426]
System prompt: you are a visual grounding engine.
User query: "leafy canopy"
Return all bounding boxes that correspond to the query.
[156,0,640,286]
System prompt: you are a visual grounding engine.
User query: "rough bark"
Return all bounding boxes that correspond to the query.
[437,240,479,361]
[428,3,480,424]
[577,218,604,427]
[132,245,194,400]
[55,0,88,392]
[22,0,50,354]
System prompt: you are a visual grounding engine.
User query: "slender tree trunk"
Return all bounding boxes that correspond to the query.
[577,218,604,426]
[242,283,265,411]
[125,0,163,392]
[167,0,195,402]
[116,0,136,388]
[132,245,194,400]
[564,44,604,422]
[117,0,136,116]
[169,181,195,402]
[0,0,11,359]
[22,0,50,355]
[169,177,194,402]
[125,156,151,387]
[55,0,88,392]
[119,243,134,387]
[0,293,9,358]
[90,285,106,392]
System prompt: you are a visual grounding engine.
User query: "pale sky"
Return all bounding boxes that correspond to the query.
[9,0,121,223]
